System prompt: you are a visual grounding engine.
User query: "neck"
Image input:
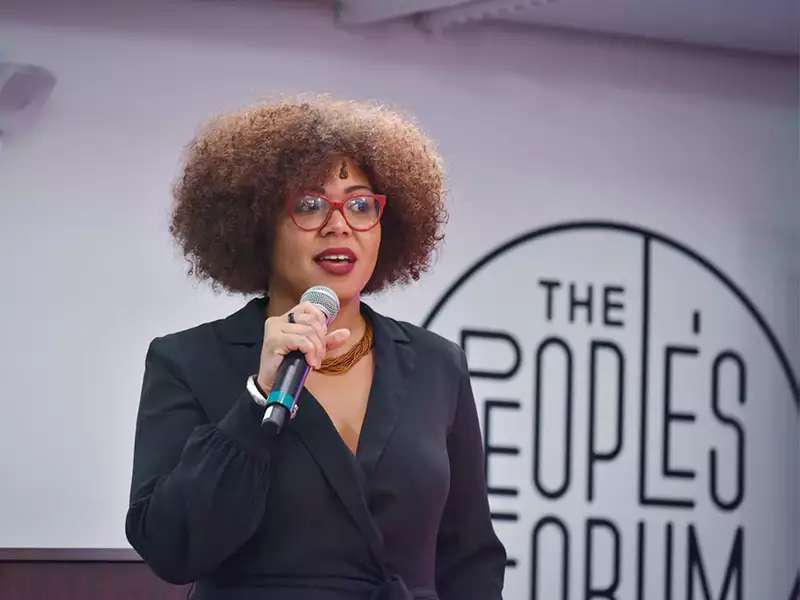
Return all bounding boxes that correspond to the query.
[265,285,366,340]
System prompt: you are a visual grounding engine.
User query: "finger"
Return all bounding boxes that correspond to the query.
[281,309,324,358]
[304,319,328,363]
[284,333,319,367]
[283,323,324,367]
[324,329,351,352]
[288,310,328,341]
[296,302,328,327]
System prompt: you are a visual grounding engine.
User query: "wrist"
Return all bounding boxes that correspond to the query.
[246,374,270,406]
[254,375,271,397]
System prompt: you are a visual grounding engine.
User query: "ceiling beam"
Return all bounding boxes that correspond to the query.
[334,0,473,25]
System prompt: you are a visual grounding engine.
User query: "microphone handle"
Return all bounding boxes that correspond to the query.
[261,350,310,435]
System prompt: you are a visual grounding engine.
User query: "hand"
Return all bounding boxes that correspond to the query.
[256,302,351,392]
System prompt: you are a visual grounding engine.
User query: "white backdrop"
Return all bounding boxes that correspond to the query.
[1,1,797,598]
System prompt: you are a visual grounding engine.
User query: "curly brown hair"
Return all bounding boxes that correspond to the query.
[168,94,448,296]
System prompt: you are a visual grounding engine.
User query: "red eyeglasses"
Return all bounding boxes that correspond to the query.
[286,192,387,232]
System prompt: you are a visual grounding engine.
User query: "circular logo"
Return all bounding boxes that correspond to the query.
[424,221,798,599]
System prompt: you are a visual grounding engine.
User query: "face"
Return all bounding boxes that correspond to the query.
[269,156,382,305]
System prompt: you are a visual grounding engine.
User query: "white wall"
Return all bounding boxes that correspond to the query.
[1,1,797,597]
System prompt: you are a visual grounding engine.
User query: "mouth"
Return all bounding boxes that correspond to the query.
[313,247,357,265]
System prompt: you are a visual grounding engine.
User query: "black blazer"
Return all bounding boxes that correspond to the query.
[125,297,506,600]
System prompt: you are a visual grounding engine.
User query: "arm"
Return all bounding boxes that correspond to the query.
[435,348,507,599]
[125,336,275,584]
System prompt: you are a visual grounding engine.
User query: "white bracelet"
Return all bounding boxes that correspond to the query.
[246,374,299,420]
[246,374,268,406]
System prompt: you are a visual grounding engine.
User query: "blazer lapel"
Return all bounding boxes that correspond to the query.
[212,296,267,400]
[288,301,415,554]
[355,301,415,484]
[215,296,416,557]
[288,391,387,567]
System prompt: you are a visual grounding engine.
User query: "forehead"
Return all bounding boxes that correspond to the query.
[325,156,369,181]
[305,157,372,193]
[292,155,373,197]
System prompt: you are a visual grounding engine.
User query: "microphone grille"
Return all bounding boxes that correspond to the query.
[300,286,340,323]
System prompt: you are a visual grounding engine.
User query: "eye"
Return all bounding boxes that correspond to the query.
[295,195,323,213]
[347,196,373,213]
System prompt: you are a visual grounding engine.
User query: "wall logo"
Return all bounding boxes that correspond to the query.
[424,221,799,600]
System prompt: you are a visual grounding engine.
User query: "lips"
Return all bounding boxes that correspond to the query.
[313,247,357,264]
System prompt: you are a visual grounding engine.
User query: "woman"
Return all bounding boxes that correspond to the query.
[125,95,507,600]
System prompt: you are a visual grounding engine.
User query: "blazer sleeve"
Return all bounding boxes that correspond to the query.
[435,348,507,599]
[125,336,276,585]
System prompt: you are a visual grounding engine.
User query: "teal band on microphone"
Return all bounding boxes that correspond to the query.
[267,389,295,410]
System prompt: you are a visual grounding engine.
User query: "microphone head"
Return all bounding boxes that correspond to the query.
[300,286,340,324]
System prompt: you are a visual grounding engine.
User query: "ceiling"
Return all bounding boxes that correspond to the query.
[335,0,799,57]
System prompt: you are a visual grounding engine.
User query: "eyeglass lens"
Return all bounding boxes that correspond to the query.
[291,195,382,230]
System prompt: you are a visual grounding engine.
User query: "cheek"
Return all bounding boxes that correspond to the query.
[272,224,312,272]
[272,218,291,249]
[370,228,382,260]
[361,232,381,272]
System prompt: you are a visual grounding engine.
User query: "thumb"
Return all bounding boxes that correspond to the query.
[324,328,351,351]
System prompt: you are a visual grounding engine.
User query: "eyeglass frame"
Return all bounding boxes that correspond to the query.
[285,191,388,232]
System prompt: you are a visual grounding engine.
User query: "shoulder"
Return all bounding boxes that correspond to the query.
[145,316,225,374]
[367,304,467,375]
[403,320,465,368]
[141,319,232,401]
[147,296,264,360]
[370,309,473,430]
[150,320,215,351]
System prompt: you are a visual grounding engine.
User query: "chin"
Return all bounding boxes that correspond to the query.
[302,263,372,304]
[326,282,361,304]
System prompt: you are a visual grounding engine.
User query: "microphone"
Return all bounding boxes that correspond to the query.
[261,285,340,435]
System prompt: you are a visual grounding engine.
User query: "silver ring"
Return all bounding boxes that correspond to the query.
[288,311,296,324]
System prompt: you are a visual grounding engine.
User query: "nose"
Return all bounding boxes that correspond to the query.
[320,205,351,236]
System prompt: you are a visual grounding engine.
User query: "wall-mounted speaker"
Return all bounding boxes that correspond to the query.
[0,63,57,145]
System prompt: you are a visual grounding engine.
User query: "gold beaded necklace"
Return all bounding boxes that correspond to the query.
[265,300,374,375]
[317,318,374,375]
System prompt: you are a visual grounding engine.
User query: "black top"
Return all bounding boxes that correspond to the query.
[125,297,506,599]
